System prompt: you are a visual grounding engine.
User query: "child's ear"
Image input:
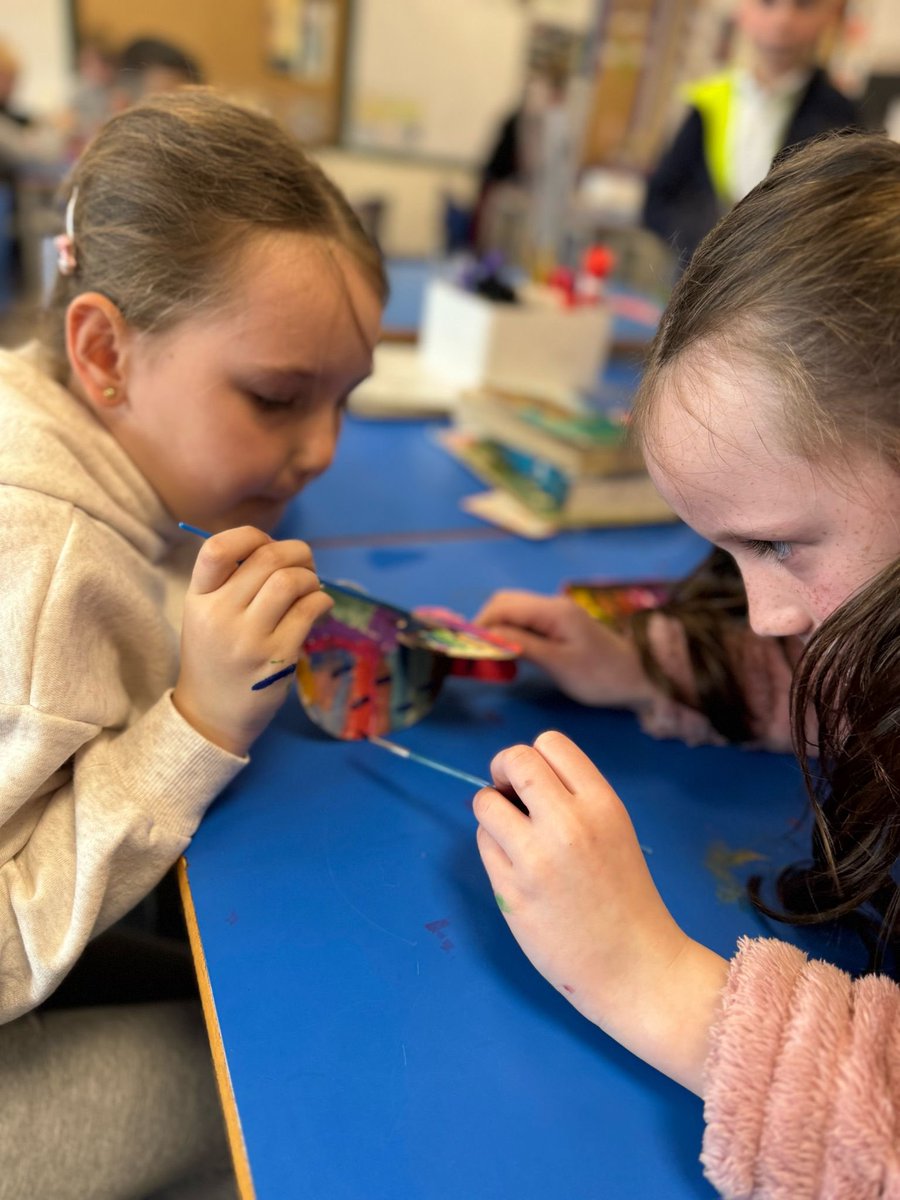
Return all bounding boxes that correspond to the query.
[65,292,134,411]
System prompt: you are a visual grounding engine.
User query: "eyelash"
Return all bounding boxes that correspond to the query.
[744,539,792,563]
[248,392,351,415]
[250,393,293,413]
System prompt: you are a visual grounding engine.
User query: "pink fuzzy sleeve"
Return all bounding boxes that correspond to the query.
[701,937,900,1199]
[634,615,798,752]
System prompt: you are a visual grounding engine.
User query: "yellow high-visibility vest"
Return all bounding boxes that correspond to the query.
[683,72,735,205]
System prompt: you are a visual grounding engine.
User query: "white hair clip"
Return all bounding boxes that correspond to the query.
[55,187,78,276]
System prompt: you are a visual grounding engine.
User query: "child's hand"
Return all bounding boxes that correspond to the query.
[474,731,728,1092]
[173,527,333,756]
[475,590,653,708]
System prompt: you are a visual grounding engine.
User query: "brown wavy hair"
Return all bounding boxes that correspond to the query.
[770,559,900,967]
[42,87,388,378]
[631,132,900,967]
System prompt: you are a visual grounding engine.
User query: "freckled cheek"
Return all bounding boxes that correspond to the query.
[805,575,859,625]
[806,589,834,625]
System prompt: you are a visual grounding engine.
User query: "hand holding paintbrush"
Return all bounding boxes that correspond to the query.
[174,524,332,757]
[367,734,532,814]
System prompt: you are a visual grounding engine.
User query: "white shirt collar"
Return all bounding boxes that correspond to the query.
[736,66,812,104]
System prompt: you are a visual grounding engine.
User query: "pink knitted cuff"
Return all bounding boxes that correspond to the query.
[702,937,812,1198]
[701,937,900,1199]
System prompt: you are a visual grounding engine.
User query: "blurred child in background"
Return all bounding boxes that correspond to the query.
[643,0,858,264]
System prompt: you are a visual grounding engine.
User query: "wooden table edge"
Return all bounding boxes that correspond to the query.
[178,855,257,1200]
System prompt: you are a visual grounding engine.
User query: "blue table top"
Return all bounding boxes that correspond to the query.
[287,417,486,542]
[183,527,863,1200]
[310,521,708,616]
[185,670,836,1200]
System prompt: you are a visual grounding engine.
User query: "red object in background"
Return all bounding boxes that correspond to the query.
[582,245,615,280]
[573,244,616,305]
[547,265,576,306]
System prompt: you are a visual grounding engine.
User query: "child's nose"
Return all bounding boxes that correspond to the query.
[743,574,813,640]
[292,413,338,479]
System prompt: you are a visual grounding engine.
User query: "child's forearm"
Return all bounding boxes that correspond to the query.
[601,938,730,1096]
[476,733,734,1099]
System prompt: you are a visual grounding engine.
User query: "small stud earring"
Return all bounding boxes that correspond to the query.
[102,386,117,399]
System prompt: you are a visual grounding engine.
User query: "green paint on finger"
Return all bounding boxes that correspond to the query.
[494,892,512,914]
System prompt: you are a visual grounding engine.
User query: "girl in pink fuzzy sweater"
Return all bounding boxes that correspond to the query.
[475,132,900,1199]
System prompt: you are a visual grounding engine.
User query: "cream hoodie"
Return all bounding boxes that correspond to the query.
[0,344,245,1020]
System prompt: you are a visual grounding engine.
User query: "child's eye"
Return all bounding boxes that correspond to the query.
[249,392,294,413]
[744,539,792,562]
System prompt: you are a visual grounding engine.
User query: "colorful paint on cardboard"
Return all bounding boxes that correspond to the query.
[565,580,671,626]
[297,583,518,740]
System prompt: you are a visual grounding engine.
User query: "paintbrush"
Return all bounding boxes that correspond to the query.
[178,523,428,627]
[179,523,344,598]
[367,734,535,820]
[368,735,651,848]
[367,734,491,789]
[367,736,533,815]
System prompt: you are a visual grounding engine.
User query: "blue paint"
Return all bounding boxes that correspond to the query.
[250,663,297,691]
[369,547,426,569]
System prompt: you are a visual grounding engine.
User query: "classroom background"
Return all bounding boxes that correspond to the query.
[2,0,900,339]
[4,6,900,1198]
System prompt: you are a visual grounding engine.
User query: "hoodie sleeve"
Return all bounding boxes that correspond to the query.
[0,498,246,1021]
[701,937,900,1199]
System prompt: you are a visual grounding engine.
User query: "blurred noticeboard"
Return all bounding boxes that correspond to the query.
[75,0,348,143]
[343,0,529,164]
